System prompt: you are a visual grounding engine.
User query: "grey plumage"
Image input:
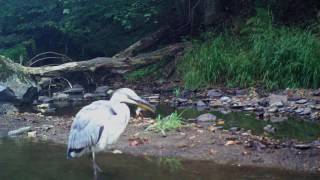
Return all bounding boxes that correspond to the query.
[66,88,155,177]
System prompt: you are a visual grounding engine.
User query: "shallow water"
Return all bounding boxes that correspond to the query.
[0,138,319,180]
[156,104,320,142]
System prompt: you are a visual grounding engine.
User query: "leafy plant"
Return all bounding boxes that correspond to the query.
[173,87,181,97]
[146,111,183,136]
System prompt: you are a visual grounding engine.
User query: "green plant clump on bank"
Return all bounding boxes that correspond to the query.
[146,111,183,136]
[180,9,320,90]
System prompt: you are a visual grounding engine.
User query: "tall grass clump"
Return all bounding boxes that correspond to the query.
[180,9,320,90]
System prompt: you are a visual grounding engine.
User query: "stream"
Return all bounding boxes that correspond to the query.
[0,138,319,180]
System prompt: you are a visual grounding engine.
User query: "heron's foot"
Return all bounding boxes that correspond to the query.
[93,161,103,173]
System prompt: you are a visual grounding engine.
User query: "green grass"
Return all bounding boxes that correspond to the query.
[146,111,183,136]
[180,9,320,90]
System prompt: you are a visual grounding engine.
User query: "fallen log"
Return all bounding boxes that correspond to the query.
[0,42,189,77]
[113,27,169,58]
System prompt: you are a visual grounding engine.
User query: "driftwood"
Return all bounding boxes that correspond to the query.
[113,27,168,58]
[0,27,190,77]
[0,43,189,77]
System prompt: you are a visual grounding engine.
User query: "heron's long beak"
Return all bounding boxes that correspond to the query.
[135,98,155,113]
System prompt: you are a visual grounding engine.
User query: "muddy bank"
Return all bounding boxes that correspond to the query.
[1,111,319,173]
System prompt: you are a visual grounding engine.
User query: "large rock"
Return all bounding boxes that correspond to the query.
[94,86,110,97]
[0,85,17,102]
[0,74,37,104]
[269,94,287,107]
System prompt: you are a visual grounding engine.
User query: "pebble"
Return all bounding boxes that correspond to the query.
[220,96,231,103]
[112,149,123,154]
[244,107,255,111]
[268,107,278,113]
[209,100,223,107]
[27,131,37,138]
[270,101,284,108]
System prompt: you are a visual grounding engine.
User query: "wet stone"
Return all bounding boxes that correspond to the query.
[52,93,69,101]
[231,103,244,109]
[299,108,312,115]
[312,89,320,96]
[270,101,284,108]
[258,98,269,107]
[38,96,53,103]
[293,143,312,150]
[0,85,17,102]
[311,104,320,110]
[269,94,287,106]
[209,100,223,107]
[95,86,110,96]
[196,113,217,122]
[196,100,207,107]
[268,107,278,113]
[207,90,223,98]
[177,98,188,103]
[296,99,308,104]
[244,107,255,111]
[229,127,240,132]
[63,84,84,94]
[220,96,231,103]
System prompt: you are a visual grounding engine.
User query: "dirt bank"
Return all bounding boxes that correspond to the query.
[1,111,319,173]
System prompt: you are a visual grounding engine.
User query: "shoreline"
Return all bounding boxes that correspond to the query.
[1,110,320,173]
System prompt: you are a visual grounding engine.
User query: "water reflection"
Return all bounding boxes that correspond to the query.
[156,104,320,141]
[0,138,319,180]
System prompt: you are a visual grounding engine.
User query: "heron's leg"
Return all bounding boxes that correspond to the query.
[91,149,102,175]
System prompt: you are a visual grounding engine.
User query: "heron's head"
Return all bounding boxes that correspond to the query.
[110,88,155,113]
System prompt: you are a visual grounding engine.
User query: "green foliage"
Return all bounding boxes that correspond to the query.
[0,0,173,59]
[0,44,27,62]
[180,9,320,90]
[173,87,181,97]
[146,111,183,136]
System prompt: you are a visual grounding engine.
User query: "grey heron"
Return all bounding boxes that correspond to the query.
[67,88,154,176]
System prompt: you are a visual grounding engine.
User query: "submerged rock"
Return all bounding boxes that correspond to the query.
[263,124,276,134]
[196,113,217,122]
